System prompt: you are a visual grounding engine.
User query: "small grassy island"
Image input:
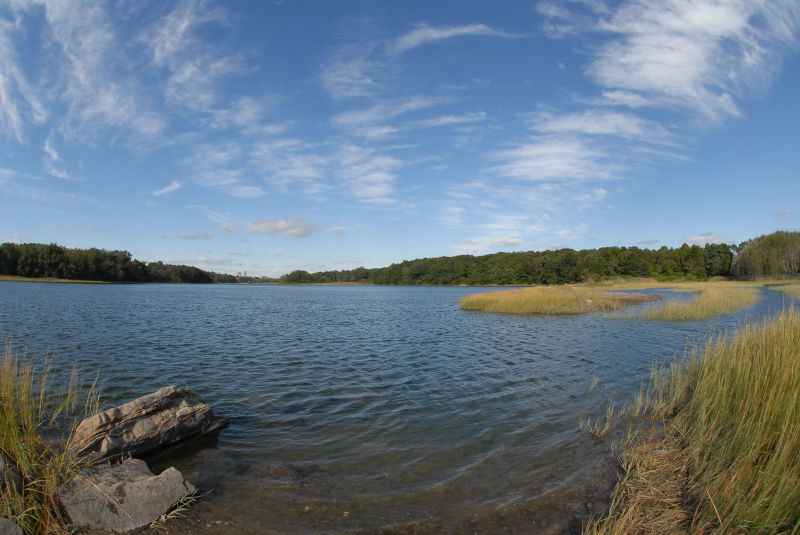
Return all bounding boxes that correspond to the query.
[458,286,661,315]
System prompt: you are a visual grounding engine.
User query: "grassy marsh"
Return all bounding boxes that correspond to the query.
[632,287,761,321]
[777,282,800,300]
[458,286,661,315]
[586,308,800,534]
[0,344,99,534]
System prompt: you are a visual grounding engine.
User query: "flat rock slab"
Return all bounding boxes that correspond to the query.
[69,386,228,461]
[61,458,196,534]
[0,518,23,535]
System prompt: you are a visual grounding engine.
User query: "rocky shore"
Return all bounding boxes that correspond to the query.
[2,386,227,535]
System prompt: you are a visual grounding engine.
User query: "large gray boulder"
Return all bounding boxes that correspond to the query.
[0,518,23,535]
[69,386,228,461]
[60,458,196,534]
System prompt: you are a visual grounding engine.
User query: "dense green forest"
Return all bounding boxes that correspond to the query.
[2,231,797,285]
[279,231,800,286]
[280,243,734,285]
[0,242,238,283]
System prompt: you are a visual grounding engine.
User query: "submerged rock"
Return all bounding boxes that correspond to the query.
[69,386,228,461]
[60,458,196,534]
[0,518,23,535]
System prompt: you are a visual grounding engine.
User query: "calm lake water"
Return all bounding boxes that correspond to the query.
[0,282,793,534]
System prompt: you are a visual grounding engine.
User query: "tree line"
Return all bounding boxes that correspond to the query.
[280,243,736,285]
[280,231,800,286]
[3,231,797,286]
[0,243,237,283]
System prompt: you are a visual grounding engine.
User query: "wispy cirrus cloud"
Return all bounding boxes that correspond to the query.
[476,0,800,252]
[152,180,182,197]
[389,23,517,54]
[490,136,619,181]
[247,217,316,238]
[176,232,211,240]
[336,145,403,205]
[590,1,800,121]
[185,204,237,232]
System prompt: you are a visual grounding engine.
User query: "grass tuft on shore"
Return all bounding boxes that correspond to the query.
[631,287,761,321]
[459,286,661,315]
[0,343,99,534]
[586,308,800,534]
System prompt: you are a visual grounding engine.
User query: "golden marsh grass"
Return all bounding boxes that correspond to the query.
[459,286,661,315]
[586,309,800,534]
[777,282,800,300]
[633,287,761,321]
[0,344,99,534]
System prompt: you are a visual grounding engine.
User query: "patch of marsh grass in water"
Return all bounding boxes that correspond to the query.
[0,342,100,534]
[776,282,800,300]
[585,309,800,534]
[631,287,761,321]
[458,286,661,315]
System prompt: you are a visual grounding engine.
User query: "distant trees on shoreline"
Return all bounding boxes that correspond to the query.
[280,243,734,285]
[0,243,236,283]
[279,232,800,286]
[2,231,797,285]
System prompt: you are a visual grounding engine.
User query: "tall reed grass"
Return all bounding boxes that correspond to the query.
[0,343,99,534]
[634,287,760,321]
[459,286,660,315]
[586,308,800,534]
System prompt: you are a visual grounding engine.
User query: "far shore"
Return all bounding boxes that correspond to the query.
[0,275,109,284]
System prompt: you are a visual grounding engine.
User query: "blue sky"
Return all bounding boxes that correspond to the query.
[1,1,798,277]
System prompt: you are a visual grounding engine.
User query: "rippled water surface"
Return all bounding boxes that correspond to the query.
[0,283,791,533]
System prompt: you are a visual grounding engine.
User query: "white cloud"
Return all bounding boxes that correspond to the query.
[321,224,348,235]
[775,208,793,217]
[40,1,167,143]
[490,136,617,181]
[687,232,728,246]
[589,1,800,121]
[439,204,466,226]
[458,236,525,254]
[390,24,514,54]
[320,43,385,100]
[530,110,670,141]
[0,12,48,142]
[7,234,22,244]
[176,233,211,240]
[185,204,238,231]
[336,145,402,205]
[247,217,316,238]
[332,96,444,129]
[152,180,182,197]
[409,112,487,129]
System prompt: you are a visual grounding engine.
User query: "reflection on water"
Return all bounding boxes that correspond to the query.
[0,283,791,533]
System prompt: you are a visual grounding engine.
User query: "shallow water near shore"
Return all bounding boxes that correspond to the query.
[0,283,792,533]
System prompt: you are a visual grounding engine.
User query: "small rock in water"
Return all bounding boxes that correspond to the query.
[60,458,196,534]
